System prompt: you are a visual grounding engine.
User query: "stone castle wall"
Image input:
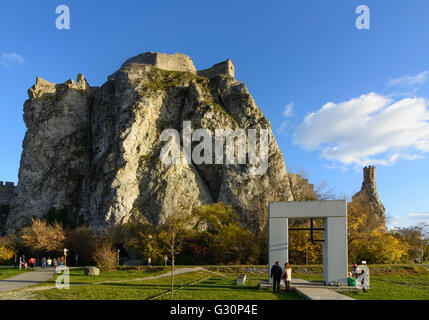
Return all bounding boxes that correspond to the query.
[288,173,316,200]
[197,59,234,78]
[121,52,234,78]
[0,181,15,206]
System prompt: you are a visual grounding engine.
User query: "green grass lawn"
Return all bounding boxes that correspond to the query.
[155,276,303,300]
[34,270,210,300]
[6,264,429,300]
[343,274,429,300]
[297,273,429,300]
[31,269,302,300]
[0,266,29,280]
[36,267,170,287]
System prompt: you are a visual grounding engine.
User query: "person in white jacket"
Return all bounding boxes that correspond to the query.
[282,263,292,292]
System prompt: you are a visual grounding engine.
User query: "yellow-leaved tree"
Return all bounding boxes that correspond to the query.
[19,218,65,255]
[348,202,408,263]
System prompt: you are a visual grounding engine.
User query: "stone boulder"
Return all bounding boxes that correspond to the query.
[84,266,100,276]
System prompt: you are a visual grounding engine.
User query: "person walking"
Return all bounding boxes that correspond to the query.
[41,257,47,269]
[282,263,292,293]
[47,257,52,268]
[147,257,152,266]
[270,261,283,293]
[164,255,168,266]
[28,257,35,270]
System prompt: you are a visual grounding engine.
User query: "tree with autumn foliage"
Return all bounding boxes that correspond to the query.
[19,218,65,255]
[0,236,16,264]
[347,201,408,263]
[191,203,260,264]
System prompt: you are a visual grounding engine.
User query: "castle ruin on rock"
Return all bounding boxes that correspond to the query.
[121,52,235,78]
[6,51,293,232]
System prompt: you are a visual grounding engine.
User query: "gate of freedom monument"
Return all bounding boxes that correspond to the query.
[268,200,348,285]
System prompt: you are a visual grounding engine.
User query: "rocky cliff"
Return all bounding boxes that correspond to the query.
[351,166,386,225]
[7,52,293,232]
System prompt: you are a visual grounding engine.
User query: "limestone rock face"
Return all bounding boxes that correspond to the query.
[351,166,386,224]
[7,52,293,232]
[8,76,94,229]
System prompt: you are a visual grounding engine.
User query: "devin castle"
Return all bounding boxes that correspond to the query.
[1,51,384,233]
[120,52,235,78]
[0,182,15,206]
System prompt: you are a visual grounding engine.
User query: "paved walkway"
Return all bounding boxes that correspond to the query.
[0,268,56,292]
[260,278,356,300]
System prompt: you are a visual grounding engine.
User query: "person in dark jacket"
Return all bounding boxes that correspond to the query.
[270,261,283,293]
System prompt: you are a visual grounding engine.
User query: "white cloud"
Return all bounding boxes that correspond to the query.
[276,120,290,135]
[293,92,429,167]
[1,52,24,68]
[283,102,294,117]
[387,71,428,88]
[276,102,295,135]
[387,213,429,229]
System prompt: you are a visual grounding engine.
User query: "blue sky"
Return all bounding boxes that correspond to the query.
[1,0,428,228]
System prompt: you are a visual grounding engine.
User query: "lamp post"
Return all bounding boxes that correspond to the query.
[148,235,153,266]
[63,248,68,266]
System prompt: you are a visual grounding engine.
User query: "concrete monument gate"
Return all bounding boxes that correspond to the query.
[268,200,348,285]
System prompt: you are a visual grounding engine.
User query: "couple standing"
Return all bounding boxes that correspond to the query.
[270,261,292,293]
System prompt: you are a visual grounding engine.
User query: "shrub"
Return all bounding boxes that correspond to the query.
[93,242,118,271]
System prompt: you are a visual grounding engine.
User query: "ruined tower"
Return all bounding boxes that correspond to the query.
[0,182,15,206]
[363,166,376,190]
[351,166,386,224]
